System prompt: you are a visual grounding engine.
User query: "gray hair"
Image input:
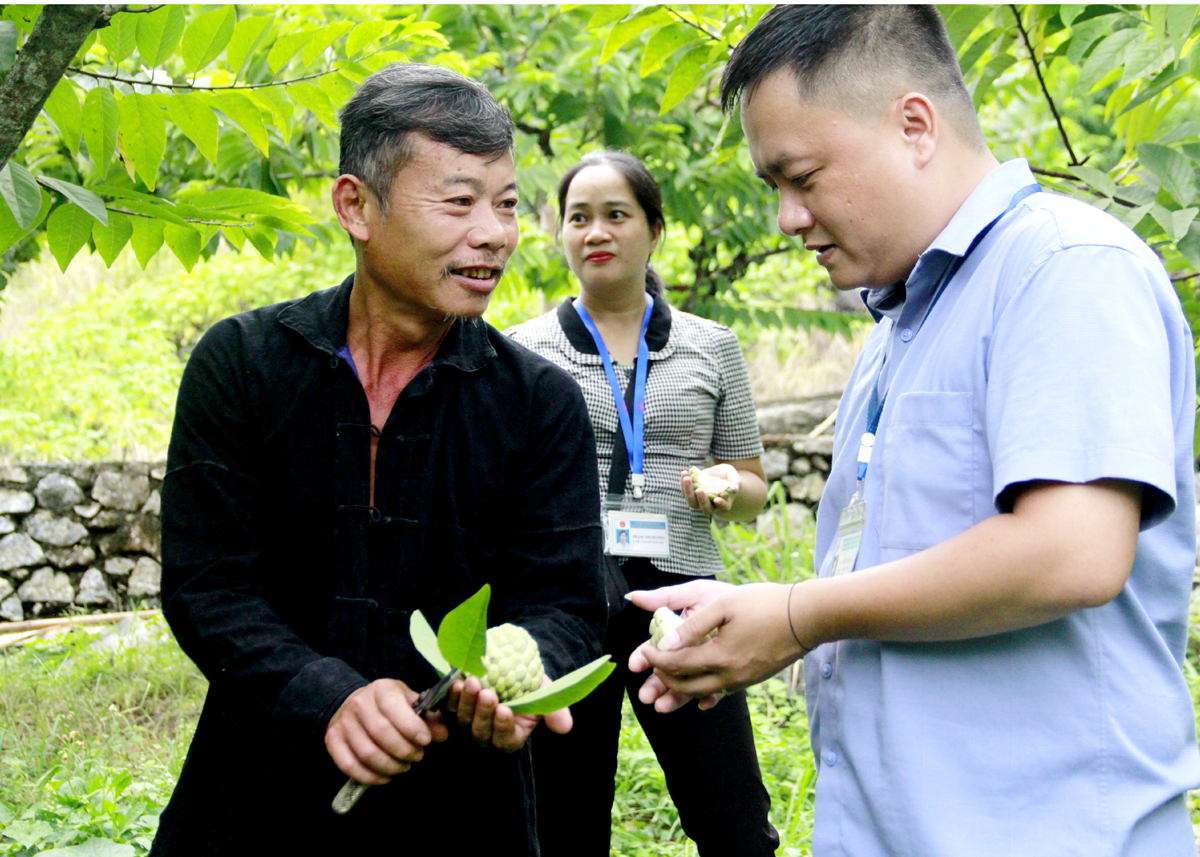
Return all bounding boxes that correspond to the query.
[338,63,515,211]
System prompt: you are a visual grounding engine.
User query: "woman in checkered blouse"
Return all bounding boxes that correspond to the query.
[506,153,778,857]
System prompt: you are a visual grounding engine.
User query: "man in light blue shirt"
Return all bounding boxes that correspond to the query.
[628,6,1200,855]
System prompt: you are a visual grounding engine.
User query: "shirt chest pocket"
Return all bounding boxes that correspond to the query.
[878,391,977,554]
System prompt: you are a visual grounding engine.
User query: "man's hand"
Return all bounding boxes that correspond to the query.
[447,675,572,752]
[682,464,741,515]
[326,679,450,785]
[627,580,808,713]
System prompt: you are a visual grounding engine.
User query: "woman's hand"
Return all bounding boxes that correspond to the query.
[682,463,742,516]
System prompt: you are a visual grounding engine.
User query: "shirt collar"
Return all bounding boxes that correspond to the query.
[556,291,673,356]
[278,272,495,373]
[866,158,1037,325]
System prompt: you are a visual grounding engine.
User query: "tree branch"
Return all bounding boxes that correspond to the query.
[663,7,723,42]
[1009,4,1084,167]
[67,65,333,91]
[0,5,122,170]
[515,121,554,159]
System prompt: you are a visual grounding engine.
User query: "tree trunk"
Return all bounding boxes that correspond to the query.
[0,4,119,170]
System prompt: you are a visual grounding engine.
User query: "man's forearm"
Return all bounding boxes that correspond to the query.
[794,479,1142,647]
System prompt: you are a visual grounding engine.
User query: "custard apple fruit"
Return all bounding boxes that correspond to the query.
[479,623,545,702]
[649,606,716,650]
[689,466,736,502]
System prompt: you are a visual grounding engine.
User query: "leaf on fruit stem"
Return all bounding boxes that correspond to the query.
[47,203,94,272]
[93,212,132,268]
[410,611,452,677]
[0,162,44,232]
[506,656,615,716]
[436,584,490,678]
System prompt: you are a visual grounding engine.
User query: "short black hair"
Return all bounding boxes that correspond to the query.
[721,6,983,147]
[557,152,668,299]
[338,63,515,211]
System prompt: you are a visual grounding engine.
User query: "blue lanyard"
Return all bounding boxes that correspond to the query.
[573,294,654,499]
[857,183,1041,481]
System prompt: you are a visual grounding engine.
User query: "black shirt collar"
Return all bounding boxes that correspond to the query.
[556,292,673,356]
[278,272,495,373]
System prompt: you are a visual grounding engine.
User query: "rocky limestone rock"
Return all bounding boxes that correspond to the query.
[790,456,812,476]
[0,489,35,514]
[756,396,839,435]
[76,568,116,605]
[105,557,136,577]
[91,510,128,529]
[73,502,101,519]
[151,465,166,481]
[34,473,85,513]
[0,594,22,622]
[0,466,29,483]
[756,503,814,540]
[761,449,791,483]
[0,516,13,535]
[92,471,151,512]
[24,510,88,547]
[18,567,74,603]
[0,533,45,571]
[0,578,11,600]
[100,514,161,559]
[141,490,161,515]
[127,557,162,597]
[788,473,826,504]
[47,545,96,569]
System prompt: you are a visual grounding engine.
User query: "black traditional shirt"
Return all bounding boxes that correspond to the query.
[153,274,605,855]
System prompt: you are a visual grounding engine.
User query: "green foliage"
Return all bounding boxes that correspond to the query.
[433,584,490,678]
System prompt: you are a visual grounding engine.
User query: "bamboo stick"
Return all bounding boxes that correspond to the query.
[0,609,162,636]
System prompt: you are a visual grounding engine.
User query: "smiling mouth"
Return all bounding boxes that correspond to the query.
[449,265,503,283]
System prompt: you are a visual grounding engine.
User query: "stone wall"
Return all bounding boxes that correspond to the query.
[0,463,163,623]
[0,393,840,625]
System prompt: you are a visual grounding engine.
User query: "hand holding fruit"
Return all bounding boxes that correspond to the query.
[683,464,740,515]
[325,678,450,785]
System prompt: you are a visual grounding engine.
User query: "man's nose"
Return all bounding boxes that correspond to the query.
[470,208,510,250]
[777,194,815,237]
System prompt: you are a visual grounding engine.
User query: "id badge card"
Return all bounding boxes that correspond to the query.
[832,487,866,576]
[603,494,670,558]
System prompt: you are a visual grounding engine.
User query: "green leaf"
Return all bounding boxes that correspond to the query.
[1118,63,1185,117]
[957,26,1004,77]
[1177,220,1200,270]
[0,21,17,72]
[129,214,165,267]
[659,43,709,114]
[82,86,119,174]
[302,22,354,67]
[245,86,294,131]
[1068,165,1117,199]
[211,92,269,157]
[0,161,44,231]
[410,611,452,677]
[318,71,357,112]
[268,28,319,74]
[437,584,490,678]
[227,15,273,77]
[1139,143,1198,208]
[287,81,339,129]
[42,80,82,156]
[112,198,190,228]
[39,177,107,225]
[1059,5,1086,27]
[0,187,50,256]
[181,6,236,72]
[245,223,276,260]
[92,211,132,267]
[118,92,166,190]
[588,5,632,29]
[1078,29,1141,93]
[1173,208,1200,243]
[640,23,698,77]
[47,203,94,272]
[600,8,670,64]
[164,221,201,271]
[943,5,993,52]
[346,20,391,57]
[136,4,185,67]
[506,656,615,716]
[166,92,219,164]
[99,11,138,65]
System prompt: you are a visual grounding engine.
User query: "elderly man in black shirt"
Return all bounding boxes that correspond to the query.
[151,64,606,856]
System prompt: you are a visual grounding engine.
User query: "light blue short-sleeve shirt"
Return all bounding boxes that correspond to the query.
[811,159,1200,857]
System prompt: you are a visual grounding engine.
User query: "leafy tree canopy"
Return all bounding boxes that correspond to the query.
[0,4,1198,348]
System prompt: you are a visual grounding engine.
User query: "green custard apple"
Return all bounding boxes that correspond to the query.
[649,606,716,650]
[688,466,736,503]
[479,623,545,702]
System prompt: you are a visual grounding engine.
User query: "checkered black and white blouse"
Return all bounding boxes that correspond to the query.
[505,295,763,578]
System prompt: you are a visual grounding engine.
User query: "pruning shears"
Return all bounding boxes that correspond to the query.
[330,668,462,815]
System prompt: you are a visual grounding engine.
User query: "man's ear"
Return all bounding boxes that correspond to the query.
[894,92,938,168]
[332,175,374,243]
